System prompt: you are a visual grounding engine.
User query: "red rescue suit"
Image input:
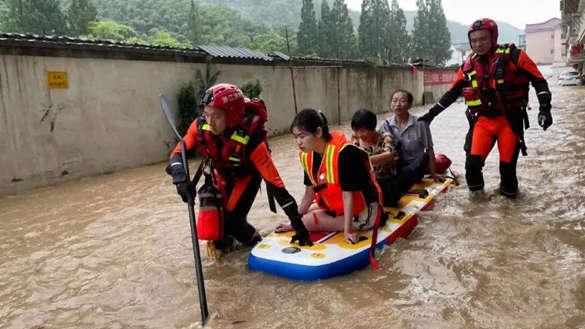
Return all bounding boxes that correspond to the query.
[434,43,550,197]
[170,111,293,248]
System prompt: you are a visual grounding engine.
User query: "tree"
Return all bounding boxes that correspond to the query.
[388,0,410,63]
[248,29,287,53]
[0,2,9,32]
[426,0,451,65]
[329,0,357,59]
[151,30,190,48]
[317,0,333,58]
[68,0,98,36]
[297,0,318,56]
[412,0,430,62]
[188,0,202,46]
[358,0,391,61]
[411,0,451,66]
[88,20,138,42]
[5,0,66,35]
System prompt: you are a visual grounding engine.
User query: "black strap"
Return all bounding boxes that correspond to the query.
[191,160,205,186]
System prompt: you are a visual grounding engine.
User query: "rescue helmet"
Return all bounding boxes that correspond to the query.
[201,83,245,128]
[468,18,498,49]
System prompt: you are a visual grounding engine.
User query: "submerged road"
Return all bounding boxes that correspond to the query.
[1,84,584,329]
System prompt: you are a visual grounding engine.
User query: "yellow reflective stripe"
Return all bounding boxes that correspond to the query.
[202,124,212,131]
[230,132,249,144]
[301,153,316,185]
[495,48,504,54]
[326,145,335,183]
[471,80,478,88]
[228,157,241,162]
[469,70,477,76]
[466,99,482,106]
[497,79,505,84]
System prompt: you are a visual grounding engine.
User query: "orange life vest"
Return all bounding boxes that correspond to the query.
[195,99,268,173]
[299,131,370,217]
[462,44,530,115]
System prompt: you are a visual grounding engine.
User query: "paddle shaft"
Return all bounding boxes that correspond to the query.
[180,141,209,325]
[160,95,209,325]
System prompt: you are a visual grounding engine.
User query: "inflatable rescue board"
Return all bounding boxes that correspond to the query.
[248,177,453,281]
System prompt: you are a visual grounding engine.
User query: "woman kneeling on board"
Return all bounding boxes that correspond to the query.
[276,109,383,244]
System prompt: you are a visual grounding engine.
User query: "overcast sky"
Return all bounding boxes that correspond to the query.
[345,0,561,29]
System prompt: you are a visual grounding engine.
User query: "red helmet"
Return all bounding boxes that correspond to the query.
[468,18,498,49]
[201,83,245,128]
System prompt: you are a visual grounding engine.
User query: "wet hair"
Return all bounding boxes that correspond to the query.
[391,89,414,105]
[350,109,377,131]
[290,108,332,141]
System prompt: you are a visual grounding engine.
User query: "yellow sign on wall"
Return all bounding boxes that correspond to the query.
[47,71,68,89]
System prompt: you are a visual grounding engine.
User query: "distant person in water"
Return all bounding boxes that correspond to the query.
[275,109,382,244]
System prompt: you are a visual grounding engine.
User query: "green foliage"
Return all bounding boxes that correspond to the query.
[411,0,451,66]
[317,1,333,57]
[248,29,287,53]
[5,0,67,35]
[188,0,202,45]
[68,0,97,36]
[0,2,9,32]
[388,0,410,63]
[88,20,138,42]
[151,30,191,47]
[297,0,318,56]
[240,80,262,99]
[177,63,221,135]
[328,0,357,59]
[358,0,390,61]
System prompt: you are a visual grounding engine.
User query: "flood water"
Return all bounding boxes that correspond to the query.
[1,84,584,329]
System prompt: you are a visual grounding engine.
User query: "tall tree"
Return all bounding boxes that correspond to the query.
[411,0,451,66]
[5,0,66,35]
[68,0,98,36]
[358,0,391,61]
[318,0,333,57]
[388,0,410,63]
[329,0,357,59]
[297,0,318,56]
[426,0,451,65]
[188,0,202,46]
[411,0,429,62]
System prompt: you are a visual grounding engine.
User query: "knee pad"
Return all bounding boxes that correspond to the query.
[499,161,518,197]
[465,154,485,191]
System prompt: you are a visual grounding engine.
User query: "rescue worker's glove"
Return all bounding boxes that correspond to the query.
[538,105,552,131]
[165,158,195,203]
[418,103,444,124]
[283,205,313,246]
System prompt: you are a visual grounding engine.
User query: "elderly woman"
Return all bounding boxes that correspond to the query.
[377,89,445,199]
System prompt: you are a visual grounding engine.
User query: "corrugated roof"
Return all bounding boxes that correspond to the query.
[268,51,290,61]
[0,33,208,58]
[197,45,273,61]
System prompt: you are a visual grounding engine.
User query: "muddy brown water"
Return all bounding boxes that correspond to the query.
[1,84,584,329]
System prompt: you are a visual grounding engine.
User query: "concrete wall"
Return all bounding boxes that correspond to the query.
[0,54,451,195]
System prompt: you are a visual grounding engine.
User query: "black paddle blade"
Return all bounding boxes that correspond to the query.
[160,95,181,140]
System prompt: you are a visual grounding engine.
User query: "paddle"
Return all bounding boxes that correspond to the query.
[160,95,209,326]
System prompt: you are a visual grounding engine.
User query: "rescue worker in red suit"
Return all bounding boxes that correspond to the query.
[166,83,312,255]
[419,18,553,198]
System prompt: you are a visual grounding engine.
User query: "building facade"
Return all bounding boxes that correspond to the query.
[525,18,563,65]
[561,0,585,72]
